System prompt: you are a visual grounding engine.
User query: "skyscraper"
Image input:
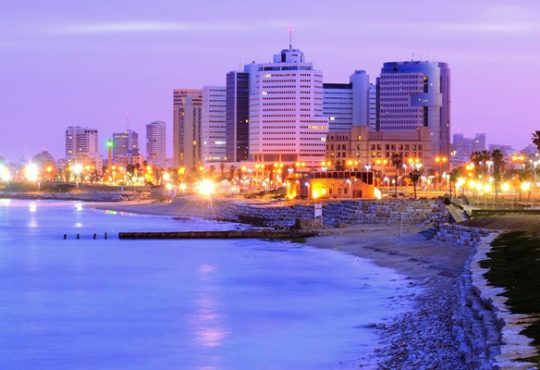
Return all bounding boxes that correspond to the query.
[247,45,328,163]
[226,71,250,162]
[112,129,139,165]
[172,89,202,169]
[378,61,451,156]
[323,70,371,132]
[65,126,99,161]
[323,82,353,132]
[146,121,167,166]
[201,86,227,163]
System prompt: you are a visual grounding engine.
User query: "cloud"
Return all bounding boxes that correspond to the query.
[52,19,317,35]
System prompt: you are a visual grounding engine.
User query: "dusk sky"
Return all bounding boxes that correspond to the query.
[1,0,539,162]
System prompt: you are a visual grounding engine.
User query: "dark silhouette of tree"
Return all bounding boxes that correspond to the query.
[391,153,403,197]
[491,149,504,197]
[220,162,225,178]
[532,131,540,152]
[409,169,421,199]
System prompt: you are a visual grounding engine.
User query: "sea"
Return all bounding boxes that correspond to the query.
[0,199,413,370]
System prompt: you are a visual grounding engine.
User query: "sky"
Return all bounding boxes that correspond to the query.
[0,0,539,162]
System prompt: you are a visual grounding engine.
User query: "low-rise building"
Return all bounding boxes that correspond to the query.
[326,126,434,173]
[287,170,375,200]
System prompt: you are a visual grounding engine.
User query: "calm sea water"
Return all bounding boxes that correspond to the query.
[0,199,412,370]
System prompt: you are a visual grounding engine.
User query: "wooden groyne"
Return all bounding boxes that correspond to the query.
[118,230,319,240]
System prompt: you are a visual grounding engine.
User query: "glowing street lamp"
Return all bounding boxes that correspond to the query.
[0,164,11,183]
[24,163,39,182]
[72,164,83,188]
[197,179,215,198]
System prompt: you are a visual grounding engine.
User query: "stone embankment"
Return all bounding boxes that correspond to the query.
[437,225,537,369]
[433,224,491,247]
[205,199,449,228]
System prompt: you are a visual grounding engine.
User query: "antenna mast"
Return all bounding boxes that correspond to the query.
[288,27,295,48]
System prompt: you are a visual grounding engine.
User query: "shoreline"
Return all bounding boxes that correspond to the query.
[93,198,472,368]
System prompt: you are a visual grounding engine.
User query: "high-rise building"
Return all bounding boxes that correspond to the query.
[378,61,451,156]
[247,45,328,163]
[201,86,227,163]
[452,133,487,162]
[323,83,353,132]
[112,129,139,165]
[323,70,371,132]
[226,71,250,162]
[349,70,370,126]
[172,89,203,169]
[472,133,486,153]
[146,121,167,167]
[65,126,99,161]
[368,83,377,130]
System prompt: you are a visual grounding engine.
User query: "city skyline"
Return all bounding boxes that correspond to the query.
[1,0,539,161]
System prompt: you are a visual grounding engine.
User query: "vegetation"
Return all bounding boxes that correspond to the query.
[532,130,540,153]
[408,169,421,199]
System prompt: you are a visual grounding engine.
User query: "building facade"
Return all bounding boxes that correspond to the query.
[65,126,99,161]
[146,121,167,167]
[112,129,139,165]
[326,126,433,173]
[323,70,371,132]
[247,46,328,164]
[226,71,250,162]
[201,86,227,163]
[323,83,353,132]
[172,89,203,170]
[368,83,377,130]
[378,61,450,157]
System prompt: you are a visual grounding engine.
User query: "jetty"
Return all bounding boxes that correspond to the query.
[118,230,319,240]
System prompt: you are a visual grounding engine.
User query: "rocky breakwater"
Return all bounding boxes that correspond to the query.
[215,199,449,229]
[441,226,537,369]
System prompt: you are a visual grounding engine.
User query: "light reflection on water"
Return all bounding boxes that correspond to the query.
[0,199,414,370]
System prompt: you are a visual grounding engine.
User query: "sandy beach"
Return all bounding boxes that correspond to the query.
[93,198,474,368]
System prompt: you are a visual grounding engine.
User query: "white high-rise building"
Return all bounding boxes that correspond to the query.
[65,126,99,161]
[146,121,167,166]
[201,86,227,163]
[247,45,328,164]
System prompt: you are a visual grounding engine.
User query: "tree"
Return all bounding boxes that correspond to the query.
[391,153,403,197]
[491,149,504,197]
[532,130,540,152]
[220,162,225,178]
[409,169,421,199]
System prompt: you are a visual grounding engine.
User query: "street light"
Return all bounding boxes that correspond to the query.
[72,164,83,188]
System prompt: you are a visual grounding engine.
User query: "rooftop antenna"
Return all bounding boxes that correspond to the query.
[412,52,415,61]
[288,26,295,48]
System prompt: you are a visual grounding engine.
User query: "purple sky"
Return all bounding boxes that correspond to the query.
[1,0,539,162]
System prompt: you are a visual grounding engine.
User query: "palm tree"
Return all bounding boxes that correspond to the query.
[391,153,403,197]
[409,169,421,199]
[532,130,540,152]
[492,149,504,191]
